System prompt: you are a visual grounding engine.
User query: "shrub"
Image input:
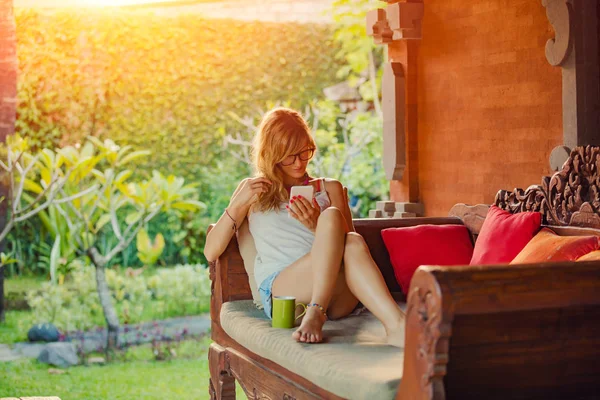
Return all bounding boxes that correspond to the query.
[147,264,210,319]
[26,264,209,332]
[26,268,102,332]
[15,9,342,184]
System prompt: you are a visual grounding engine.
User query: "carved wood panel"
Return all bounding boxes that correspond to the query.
[226,347,323,400]
[495,146,600,229]
[398,270,451,400]
[209,343,236,400]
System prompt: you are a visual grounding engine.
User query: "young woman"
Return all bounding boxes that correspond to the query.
[204,107,404,346]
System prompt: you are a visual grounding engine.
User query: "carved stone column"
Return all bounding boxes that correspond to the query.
[0,0,17,142]
[0,0,18,323]
[367,0,424,215]
[544,0,600,170]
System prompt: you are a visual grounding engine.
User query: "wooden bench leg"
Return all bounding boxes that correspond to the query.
[209,343,236,400]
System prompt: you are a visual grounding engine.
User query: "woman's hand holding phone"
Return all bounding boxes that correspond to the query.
[287,185,320,232]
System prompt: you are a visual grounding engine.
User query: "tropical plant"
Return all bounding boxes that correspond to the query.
[32,137,205,355]
[4,218,41,276]
[0,134,96,322]
[0,252,18,269]
[0,135,97,245]
[136,229,165,267]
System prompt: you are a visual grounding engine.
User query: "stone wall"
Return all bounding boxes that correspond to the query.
[389,0,562,216]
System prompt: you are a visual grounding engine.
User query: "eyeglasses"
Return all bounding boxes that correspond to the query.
[280,148,315,166]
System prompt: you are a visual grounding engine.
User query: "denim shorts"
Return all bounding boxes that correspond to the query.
[258,270,282,320]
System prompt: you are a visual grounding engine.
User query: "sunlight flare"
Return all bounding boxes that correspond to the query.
[78,0,162,5]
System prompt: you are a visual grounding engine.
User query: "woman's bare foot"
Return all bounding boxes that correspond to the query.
[385,315,405,348]
[292,306,327,343]
[386,326,405,348]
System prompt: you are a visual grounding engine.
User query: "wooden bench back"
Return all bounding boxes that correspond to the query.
[449,203,600,239]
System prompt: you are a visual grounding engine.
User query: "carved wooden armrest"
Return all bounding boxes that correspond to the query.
[397,265,451,400]
[208,225,252,330]
[398,261,600,400]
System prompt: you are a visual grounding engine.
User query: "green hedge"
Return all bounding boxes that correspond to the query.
[15,9,342,185]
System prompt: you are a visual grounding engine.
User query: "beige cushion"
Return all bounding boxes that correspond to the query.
[237,220,263,309]
[220,300,405,400]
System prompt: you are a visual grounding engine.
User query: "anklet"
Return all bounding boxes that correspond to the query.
[308,303,328,320]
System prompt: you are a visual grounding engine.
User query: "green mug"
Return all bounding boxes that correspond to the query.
[272,296,307,329]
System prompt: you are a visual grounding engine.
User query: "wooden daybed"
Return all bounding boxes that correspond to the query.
[208,146,600,400]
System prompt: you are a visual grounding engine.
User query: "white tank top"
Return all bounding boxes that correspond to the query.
[248,178,331,288]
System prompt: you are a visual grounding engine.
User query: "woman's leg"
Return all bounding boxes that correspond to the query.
[342,232,405,346]
[272,207,350,343]
[272,209,404,345]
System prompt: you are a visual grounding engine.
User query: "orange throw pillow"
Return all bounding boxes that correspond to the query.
[577,250,600,262]
[511,228,599,264]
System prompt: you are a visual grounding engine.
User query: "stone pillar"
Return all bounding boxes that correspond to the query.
[366,0,424,217]
[0,0,17,142]
[369,200,424,219]
[0,0,18,322]
[544,0,600,170]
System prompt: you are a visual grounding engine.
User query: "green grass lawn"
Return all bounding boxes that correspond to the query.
[0,310,37,344]
[1,275,247,399]
[0,337,247,399]
[4,275,46,294]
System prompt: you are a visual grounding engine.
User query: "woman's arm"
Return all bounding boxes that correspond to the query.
[204,177,271,262]
[324,179,355,233]
[204,180,248,262]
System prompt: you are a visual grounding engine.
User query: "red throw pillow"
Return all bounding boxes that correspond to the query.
[511,227,599,264]
[381,224,474,294]
[470,206,542,265]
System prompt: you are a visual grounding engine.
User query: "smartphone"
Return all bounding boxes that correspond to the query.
[290,185,314,202]
[288,185,314,218]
